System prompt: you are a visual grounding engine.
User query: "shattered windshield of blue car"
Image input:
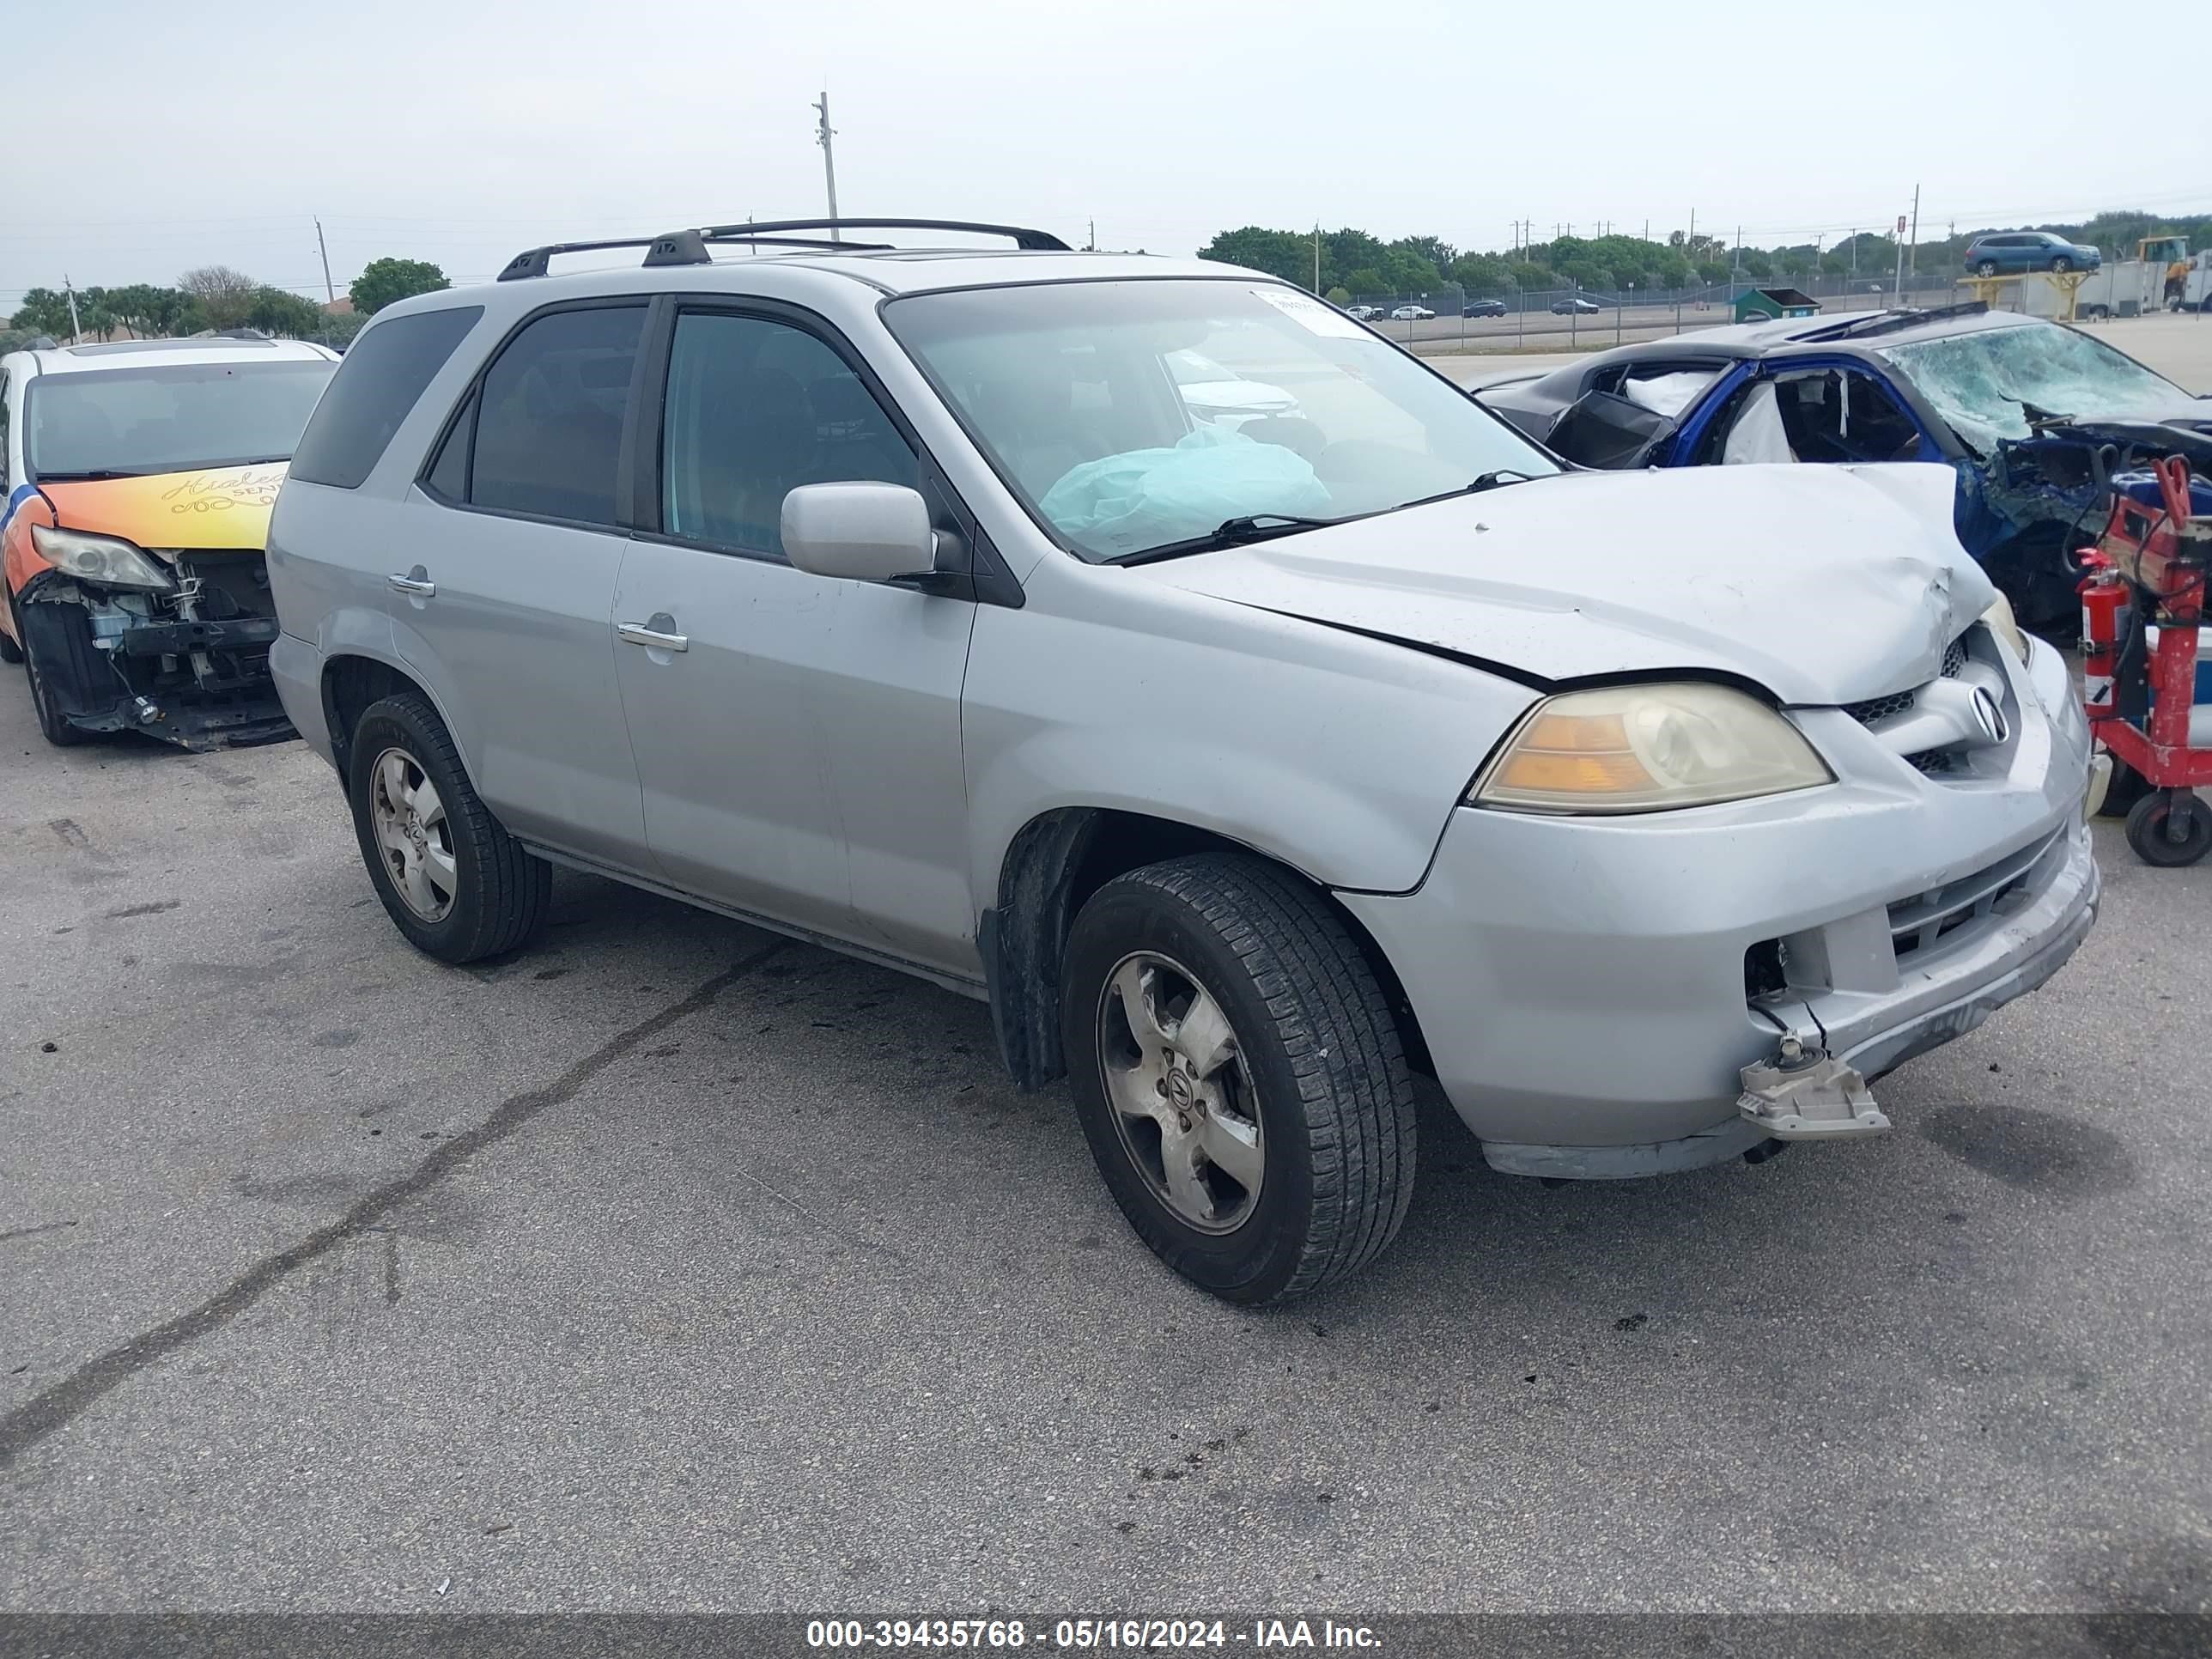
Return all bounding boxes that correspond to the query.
[1880,324,2184,453]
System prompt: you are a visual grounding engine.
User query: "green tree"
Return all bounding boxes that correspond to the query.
[349,257,452,316]
[1196,227,1311,286]
[180,265,263,330]
[245,288,327,338]
[11,288,77,337]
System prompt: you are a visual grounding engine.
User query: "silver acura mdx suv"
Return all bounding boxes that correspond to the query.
[267,218,2098,1304]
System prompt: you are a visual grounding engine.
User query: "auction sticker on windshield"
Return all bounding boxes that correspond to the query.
[1251,288,1369,339]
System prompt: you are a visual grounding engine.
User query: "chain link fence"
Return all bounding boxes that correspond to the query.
[1345,270,1973,353]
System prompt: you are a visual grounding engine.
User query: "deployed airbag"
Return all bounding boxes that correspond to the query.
[1038,425,1331,557]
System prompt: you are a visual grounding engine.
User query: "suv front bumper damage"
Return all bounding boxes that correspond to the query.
[17,564,293,750]
[1337,640,2097,1179]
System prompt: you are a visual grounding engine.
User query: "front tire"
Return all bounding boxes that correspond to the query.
[347,692,550,962]
[21,627,87,746]
[2051,256,2074,274]
[1060,854,1417,1305]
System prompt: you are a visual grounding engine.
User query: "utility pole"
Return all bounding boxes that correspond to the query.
[813,91,840,240]
[1907,182,1921,283]
[1313,222,1322,294]
[314,216,337,307]
[64,275,82,342]
[1086,218,1097,252]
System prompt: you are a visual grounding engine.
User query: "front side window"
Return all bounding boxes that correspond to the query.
[467,306,645,526]
[26,359,336,483]
[1880,323,2183,453]
[659,312,918,556]
[884,279,1558,562]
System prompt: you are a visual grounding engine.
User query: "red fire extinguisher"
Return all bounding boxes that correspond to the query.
[2079,551,2125,724]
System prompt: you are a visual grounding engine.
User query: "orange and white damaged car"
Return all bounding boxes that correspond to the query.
[1,336,337,748]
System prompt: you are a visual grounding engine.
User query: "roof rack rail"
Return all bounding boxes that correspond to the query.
[497,217,1071,281]
[1799,299,1988,343]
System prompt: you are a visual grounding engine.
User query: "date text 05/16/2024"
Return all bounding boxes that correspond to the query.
[805,1619,1383,1650]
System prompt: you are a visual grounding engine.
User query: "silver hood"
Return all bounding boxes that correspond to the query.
[1137,462,1996,706]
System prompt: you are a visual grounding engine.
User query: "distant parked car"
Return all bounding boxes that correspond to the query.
[1462,299,1508,318]
[1389,304,1435,321]
[1964,232,2101,277]
[1344,305,1382,322]
[1551,296,1601,315]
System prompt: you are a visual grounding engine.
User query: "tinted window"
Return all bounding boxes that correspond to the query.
[422,391,473,501]
[660,312,918,555]
[471,306,644,526]
[290,307,481,489]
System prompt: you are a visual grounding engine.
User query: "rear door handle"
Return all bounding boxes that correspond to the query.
[388,573,436,599]
[617,620,689,653]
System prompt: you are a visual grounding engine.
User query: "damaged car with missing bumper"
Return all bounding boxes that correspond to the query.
[1,337,338,748]
[1478,303,2212,629]
[266,225,2098,1304]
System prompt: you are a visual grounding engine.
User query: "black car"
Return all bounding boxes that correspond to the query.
[1476,302,2212,623]
[1462,298,1508,318]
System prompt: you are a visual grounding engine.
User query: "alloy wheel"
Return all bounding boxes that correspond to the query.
[368,745,459,921]
[1095,951,1265,1234]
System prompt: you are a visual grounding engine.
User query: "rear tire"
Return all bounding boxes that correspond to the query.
[347,691,550,962]
[1977,260,1999,277]
[1060,853,1418,1305]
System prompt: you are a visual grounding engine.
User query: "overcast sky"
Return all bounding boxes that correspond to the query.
[13,0,2210,306]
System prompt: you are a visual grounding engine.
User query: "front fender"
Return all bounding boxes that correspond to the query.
[960,568,1539,908]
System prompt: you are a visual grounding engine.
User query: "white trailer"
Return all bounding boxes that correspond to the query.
[2032,236,2212,319]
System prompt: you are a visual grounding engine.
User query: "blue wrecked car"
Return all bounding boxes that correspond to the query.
[1477,304,2212,626]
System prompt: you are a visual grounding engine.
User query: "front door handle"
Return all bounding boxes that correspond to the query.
[388,572,436,599]
[617,618,689,653]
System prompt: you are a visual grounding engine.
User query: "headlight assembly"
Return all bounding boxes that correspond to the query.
[30,525,177,592]
[1981,592,2029,664]
[1469,683,1833,815]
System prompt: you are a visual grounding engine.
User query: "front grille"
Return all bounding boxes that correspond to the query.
[1846,689,1914,725]
[1887,826,2060,962]
[1843,633,1970,729]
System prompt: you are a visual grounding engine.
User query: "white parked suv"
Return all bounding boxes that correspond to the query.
[266,217,2097,1304]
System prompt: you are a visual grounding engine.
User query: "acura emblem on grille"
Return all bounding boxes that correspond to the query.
[1969,686,2009,745]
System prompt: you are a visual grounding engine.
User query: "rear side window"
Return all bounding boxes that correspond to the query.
[466,306,645,527]
[289,307,482,489]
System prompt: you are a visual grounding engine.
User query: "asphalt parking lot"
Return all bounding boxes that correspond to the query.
[5,332,2212,1616]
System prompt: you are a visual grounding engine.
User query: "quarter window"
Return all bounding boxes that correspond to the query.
[467,306,645,527]
[659,312,919,556]
[291,306,481,489]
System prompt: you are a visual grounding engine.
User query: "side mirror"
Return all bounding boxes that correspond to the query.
[781,483,938,584]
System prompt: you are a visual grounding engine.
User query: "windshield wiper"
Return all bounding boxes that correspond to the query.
[1396,469,1540,512]
[30,468,158,483]
[1110,513,1347,566]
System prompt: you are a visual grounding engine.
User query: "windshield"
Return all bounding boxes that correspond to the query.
[1879,323,2183,453]
[884,279,1558,562]
[25,359,336,481]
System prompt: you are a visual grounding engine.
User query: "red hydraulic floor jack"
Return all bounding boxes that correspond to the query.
[2080,455,2212,866]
